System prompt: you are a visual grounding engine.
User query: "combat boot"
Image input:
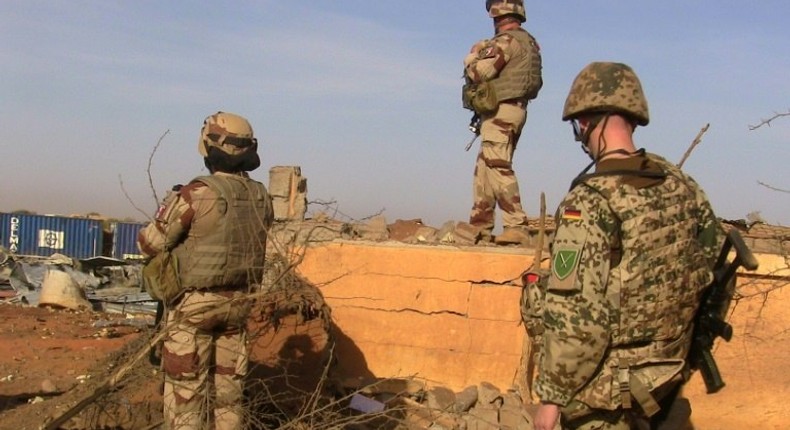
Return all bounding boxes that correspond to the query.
[477,232,494,244]
[495,227,530,246]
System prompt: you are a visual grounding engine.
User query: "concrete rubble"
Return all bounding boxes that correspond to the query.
[341,378,535,429]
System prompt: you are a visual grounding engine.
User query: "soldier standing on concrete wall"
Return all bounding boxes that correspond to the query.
[462,0,542,245]
[533,63,722,430]
[138,112,273,429]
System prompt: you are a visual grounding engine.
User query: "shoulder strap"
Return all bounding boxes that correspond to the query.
[570,169,667,191]
[499,28,533,50]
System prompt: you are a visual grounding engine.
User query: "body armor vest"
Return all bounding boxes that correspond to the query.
[173,174,270,290]
[490,28,543,102]
[580,154,712,356]
[568,154,715,413]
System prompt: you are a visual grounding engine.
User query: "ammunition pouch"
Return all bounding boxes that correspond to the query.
[142,252,183,304]
[462,81,498,114]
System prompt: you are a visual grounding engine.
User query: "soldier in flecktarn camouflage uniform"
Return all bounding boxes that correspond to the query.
[138,112,273,429]
[463,0,543,245]
[532,63,723,430]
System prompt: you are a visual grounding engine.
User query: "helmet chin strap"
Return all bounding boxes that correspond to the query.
[591,114,611,163]
[576,114,607,164]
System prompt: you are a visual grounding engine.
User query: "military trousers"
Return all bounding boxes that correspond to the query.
[162,289,250,430]
[469,102,529,236]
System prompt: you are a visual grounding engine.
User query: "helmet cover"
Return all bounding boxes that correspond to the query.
[563,62,649,126]
[486,0,526,23]
[198,111,257,157]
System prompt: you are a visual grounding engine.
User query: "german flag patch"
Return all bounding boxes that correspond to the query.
[562,206,582,221]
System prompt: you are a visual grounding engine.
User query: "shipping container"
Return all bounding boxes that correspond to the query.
[111,221,147,260]
[0,213,104,259]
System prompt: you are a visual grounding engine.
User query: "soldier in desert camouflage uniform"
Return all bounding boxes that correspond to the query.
[533,63,722,430]
[138,112,273,429]
[463,0,542,245]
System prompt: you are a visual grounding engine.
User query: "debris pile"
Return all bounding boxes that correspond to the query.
[0,248,154,316]
[340,378,536,430]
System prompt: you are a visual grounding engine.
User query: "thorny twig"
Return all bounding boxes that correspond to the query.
[119,174,155,222]
[678,123,710,168]
[757,181,790,194]
[748,109,790,130]
[147,129,171,206]
[308,199,385,222]
[117,129,171,223]
[749,111,788,192]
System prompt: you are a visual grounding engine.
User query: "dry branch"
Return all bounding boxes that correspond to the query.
[757,181,790,194]
[117,129,171,223]
[748,109,790,130]
[678,123,710,168]
[147,129,171,206]
[119,174,154,222]
[41,329,169,430]
[515,192,546,403]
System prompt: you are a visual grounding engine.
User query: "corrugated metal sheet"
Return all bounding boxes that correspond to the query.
[0,213,103,259]
[111,221,147,260]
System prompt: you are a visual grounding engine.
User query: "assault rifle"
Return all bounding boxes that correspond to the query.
[149,300,166,367]
[690,228,758,393]
[464,113,481,151]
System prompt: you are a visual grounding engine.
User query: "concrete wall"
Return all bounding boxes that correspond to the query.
[296,241,789,421]
[297,241,537,392]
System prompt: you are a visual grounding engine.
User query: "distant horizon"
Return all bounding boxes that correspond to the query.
[0,202,783,229]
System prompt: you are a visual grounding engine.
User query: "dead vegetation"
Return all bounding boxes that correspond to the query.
[2,223,537,429]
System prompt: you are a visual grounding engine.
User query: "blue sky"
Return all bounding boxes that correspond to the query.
[2,1,788,227]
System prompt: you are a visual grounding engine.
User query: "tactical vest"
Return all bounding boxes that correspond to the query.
[572,154,713,414]
[490,29,543,103]
[173,174,271,290]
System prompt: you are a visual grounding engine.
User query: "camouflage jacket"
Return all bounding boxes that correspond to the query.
[535,151,721,409]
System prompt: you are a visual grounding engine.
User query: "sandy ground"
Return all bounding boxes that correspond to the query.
[0,303,160,429]
[682,278,790,429]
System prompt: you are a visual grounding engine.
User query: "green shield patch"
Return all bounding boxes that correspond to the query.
[552,249,580,281]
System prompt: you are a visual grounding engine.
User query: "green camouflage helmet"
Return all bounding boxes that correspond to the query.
[562,62,650,126]
[198,111,257,157]
[486,0,526,23]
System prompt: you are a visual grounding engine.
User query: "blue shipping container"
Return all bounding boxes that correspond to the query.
[0,213,104,259]
[111,221,147,260]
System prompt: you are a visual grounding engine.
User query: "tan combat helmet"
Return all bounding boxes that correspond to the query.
[562,62,650,126]
[486,0,526,23]
[198,111,257,157]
